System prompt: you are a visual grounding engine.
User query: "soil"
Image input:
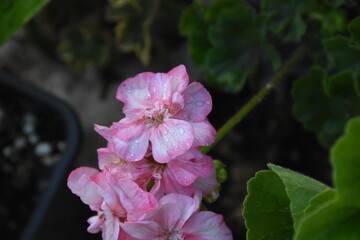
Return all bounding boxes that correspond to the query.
[0,81,66,239]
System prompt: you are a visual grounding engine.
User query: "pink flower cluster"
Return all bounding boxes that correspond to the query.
[68,65,233,240]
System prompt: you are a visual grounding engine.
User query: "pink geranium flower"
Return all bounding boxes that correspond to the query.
[95,65,216,163]
[121,193,233,240]
[97,142,217,198]
[67,167,158,240]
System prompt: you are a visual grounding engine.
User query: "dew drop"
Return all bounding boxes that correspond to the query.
[178,128,184,135]
[165,138,170,143]
[135,139,139,144]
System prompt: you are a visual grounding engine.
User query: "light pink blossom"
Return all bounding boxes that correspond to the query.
[95,65,216,163]
[67,167,158,240]
[97,143,217,198]
[121,193,233,240]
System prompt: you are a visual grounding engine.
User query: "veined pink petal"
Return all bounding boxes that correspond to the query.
[168,148,212,186]
[171,91,185,113]
[116,72,153,119]
[113,130,150,162]
[120,221,161,239]
[111,178,158,221]
[113,118,147,141]
[183,211,233,240]
[97,147,117,170]
[94,124,113,142]
[102,203,121,240]
[193,163,218,196]
[67,167,103,209]
[148,73,172,101]
[191,120,216,147]
[167,64,189,93]
[174,82,212,122]
[158,193,199,228]
[150,119,194,163]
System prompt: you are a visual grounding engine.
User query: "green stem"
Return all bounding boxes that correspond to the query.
[201,46,305,154]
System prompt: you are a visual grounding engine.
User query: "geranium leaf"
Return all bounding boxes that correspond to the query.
[243,170,294,240]
[348,16,360,46]
[0,0,51,45]
[303,189,336,216]
[268,164,328,228]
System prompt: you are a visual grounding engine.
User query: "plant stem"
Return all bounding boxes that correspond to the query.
[201,46,305,154]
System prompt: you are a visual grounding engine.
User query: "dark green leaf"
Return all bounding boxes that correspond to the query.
[0,0,51,45]
[325,0,346,7]
[268,164,328,228]
[348,16,360,46]
[261,0,314,42]
[310,9,346,35]
[243,170,294,240]
[324,71,359,98]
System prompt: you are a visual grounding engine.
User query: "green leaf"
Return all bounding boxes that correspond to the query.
[243,170,294,240]
[303,189,336,215]
[261,0,314,42]
[323,36,360,73]
[292,66,360,146]
[310,9,346,35]
[180,0,280,93]
[295,118,360,239]
[348,16,360,46]
[331,117,360,205]
[325,0,346,7]
[0,0,51,45]
[268,164,328,228]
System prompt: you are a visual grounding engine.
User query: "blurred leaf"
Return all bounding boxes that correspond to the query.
[295,117,360,239]
[106,0,159,65]
[326,0,346,7]
[268,164,328,228]
[310,9,346,35]
[58,27,111,72]
[292,66,360,146]
[348,16,360,46]
[243,170,294,240]
[323,36,360,73]
[0,0,51,45]
[180,0,280,93]
[261,0,314,42]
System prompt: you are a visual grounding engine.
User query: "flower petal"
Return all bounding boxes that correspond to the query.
[94,124,113,142]
[113,130,150,162]
[167,64,189,93]
[97,147,117,170]
[191,120,216,147]
[193,163,218,196]
[150,119,194,163]
[116,72,153,118]
[174,82,212,122]
[183,211,233,240]
[67,167,103,209]
[111,178,158,221]
[148,73,172,101]
[113,118,147,142]
[168,148,212,186]
[121,221,161,239]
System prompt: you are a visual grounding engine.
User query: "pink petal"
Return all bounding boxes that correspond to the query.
[168,148,212,186]
[120,221,161,239]
[67,167,103,208]
[191,120,216,147]
[113,130,150,162]
[148,73,172,101]
[111,178,158,221]
[102,203,121,240]
[174,82,212,122]
[150,119,194,163]
[158,193,199,228]
[193,163,218,196]
[94,124,113,142]
[183,211,233,240]
[97,147,117,170]
[116,72,153,118]
[87,214,103,234]
[167,64,189,93]
[113,118,147,142]
[156,169,194,198]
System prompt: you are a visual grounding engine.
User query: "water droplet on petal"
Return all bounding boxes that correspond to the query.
[178,128,184,135]
[196,101,203,107]
[165,138,170,143]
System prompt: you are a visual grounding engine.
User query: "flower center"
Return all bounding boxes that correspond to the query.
[164,229,185,240]
[144,101,171,125]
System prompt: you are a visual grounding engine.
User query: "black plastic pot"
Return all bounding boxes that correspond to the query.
[0,72,81,240]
